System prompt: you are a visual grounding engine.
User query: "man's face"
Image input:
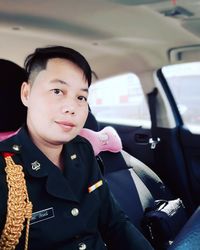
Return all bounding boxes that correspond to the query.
[21,58,89,146]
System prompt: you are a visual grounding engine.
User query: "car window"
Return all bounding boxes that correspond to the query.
[88,73,151,127]
[162,62,200,134]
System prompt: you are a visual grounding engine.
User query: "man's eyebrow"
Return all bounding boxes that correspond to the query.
[50,78,88,92]
[50,79,69,85]
[82,88,89,93]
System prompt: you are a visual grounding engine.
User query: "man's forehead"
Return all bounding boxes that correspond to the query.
[46,58,77,68]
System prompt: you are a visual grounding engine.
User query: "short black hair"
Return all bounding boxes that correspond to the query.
[24,46,92,86]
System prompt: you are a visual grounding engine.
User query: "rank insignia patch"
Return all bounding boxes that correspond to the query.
[88,180,103,193]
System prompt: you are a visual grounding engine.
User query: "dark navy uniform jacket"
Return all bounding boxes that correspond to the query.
[0,127,153,250]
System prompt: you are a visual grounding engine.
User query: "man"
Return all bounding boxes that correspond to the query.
[0,46,153,249]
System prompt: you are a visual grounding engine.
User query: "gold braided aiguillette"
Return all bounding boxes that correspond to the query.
[0,155,33,250]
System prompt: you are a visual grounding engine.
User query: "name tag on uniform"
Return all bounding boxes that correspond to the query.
[30,207,55,225]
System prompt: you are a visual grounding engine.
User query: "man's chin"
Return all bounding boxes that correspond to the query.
[59,133,77,143]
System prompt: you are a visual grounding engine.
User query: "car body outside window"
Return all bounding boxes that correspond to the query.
[162,62,200,134]
[88,73,151,127]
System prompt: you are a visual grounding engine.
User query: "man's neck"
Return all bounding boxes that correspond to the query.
[41,145,64,171]
[31,136,64,170]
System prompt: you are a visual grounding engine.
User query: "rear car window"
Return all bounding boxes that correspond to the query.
[162,62,200,134]
[88,73,151,127]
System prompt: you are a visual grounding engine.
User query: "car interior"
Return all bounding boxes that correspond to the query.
[1,0,200,249]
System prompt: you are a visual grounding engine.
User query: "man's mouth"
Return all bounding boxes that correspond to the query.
[55,121,76,131]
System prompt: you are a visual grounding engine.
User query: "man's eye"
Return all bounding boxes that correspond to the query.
[78,96,87,102]
[52,89,63,95]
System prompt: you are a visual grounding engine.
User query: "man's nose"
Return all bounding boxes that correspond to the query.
[61,99,76,115]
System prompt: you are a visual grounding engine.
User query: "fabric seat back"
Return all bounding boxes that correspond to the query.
[84,111,173,230]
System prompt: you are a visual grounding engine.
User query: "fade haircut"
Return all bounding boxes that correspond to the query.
[24,46,92,86]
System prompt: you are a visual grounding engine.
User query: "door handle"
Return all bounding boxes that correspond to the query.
[135,133,149,144]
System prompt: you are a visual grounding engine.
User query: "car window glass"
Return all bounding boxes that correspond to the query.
[162,62,200,134]
[88,73,151,127]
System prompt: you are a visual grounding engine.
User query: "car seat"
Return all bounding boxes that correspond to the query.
[84,111,173,230]
[84,112,193,250]
[0,59,27,134]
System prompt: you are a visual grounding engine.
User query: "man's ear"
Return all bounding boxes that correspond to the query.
[21,82,31,107]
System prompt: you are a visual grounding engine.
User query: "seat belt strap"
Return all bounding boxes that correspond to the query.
[147,88,160,149]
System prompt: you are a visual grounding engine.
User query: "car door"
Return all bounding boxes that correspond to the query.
[159,62,200,208]
[89,68,199,213]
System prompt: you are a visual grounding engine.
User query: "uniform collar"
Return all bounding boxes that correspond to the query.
[0,126,83,203]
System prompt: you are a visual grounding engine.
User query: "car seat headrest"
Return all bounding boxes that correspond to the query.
[0,59,27,131]
[82,110,122,155]
[80,126,122,155]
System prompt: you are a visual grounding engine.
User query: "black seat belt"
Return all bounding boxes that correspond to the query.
[147,87,160,149]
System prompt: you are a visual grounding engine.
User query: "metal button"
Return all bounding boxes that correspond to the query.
[71,208,79,216]
[78,243,87,250]
[12,144,20,151]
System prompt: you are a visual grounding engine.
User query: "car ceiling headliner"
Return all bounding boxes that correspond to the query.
[0,0,200,80]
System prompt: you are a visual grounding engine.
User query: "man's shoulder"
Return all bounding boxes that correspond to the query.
[0,140,9,172]
[0,135,21,170]
[69,135,96,163]
[72,135,94,150]
[0,135,18,154]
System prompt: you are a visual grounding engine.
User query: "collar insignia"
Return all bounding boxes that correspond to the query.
[31,161,41,171]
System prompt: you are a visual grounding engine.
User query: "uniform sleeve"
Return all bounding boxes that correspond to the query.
[96,169,154,249]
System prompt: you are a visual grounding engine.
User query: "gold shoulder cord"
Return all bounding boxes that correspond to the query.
[0,155,33,250]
